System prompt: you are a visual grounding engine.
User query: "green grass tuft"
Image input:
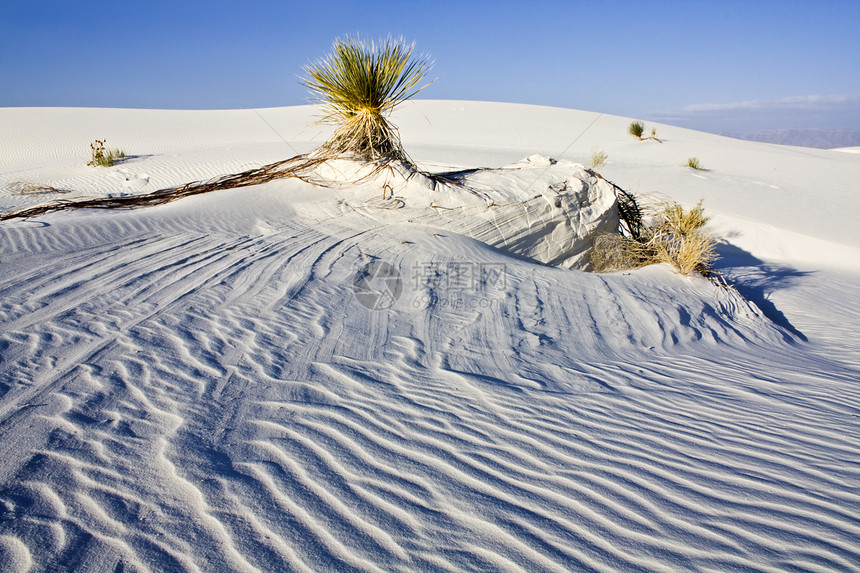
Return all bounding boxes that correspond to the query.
[88,139,125,167]
[686,157,705,170]
[628,121,645,139]
[590,149,608,168]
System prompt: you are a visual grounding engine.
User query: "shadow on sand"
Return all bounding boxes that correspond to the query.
[714,241,809,342]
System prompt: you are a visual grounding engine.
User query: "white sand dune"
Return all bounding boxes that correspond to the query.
[1,101,859,572]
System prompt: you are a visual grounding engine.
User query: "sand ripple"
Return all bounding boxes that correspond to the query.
[1,183,858,571]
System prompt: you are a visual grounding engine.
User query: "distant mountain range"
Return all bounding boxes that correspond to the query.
[720,128,860,149]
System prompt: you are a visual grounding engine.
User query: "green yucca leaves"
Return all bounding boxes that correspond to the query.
[628,121,645,139]
[303,36,432,161]
[304,36,431,117]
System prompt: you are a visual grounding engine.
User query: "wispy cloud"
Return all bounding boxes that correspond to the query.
[648,93,860,132]
[678,93,860,114]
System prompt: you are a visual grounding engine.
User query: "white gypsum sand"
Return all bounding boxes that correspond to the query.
[0,101,859,572]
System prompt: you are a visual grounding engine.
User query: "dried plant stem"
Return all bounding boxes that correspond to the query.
[0,154,329,222]
[586,169,645,240]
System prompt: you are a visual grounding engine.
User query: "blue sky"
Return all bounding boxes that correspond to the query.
[2,0,859,134]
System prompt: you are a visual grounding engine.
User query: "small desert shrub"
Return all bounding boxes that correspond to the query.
[88,139,125,167]
[302,35,432,162]
[661,199,710,236]
[627,121,662,142]
[590,149,608,168]
[590,233,654,271]
[686,157,704,170]
[591,199,715,276]
[651,226,716,276]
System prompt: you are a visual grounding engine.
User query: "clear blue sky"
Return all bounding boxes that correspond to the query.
[2,0,859,134]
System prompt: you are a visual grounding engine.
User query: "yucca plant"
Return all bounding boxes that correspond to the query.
[302,36,432,162]
[628,121,645,139]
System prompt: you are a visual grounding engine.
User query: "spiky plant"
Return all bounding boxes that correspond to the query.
[628,121,645,139]
[302,36,432,162]
[686,157,704,170]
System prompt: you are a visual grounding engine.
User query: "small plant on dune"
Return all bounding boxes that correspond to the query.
[590,149,608,168]
[648,199,714,275]
[686,157,705,170]
[589,233,654,271]
[661,199,710,235]
[88,139,126,167]
[302,35,432,163]
[627,121,662,142]
[654,225,716,275]
[591,199,715,276]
